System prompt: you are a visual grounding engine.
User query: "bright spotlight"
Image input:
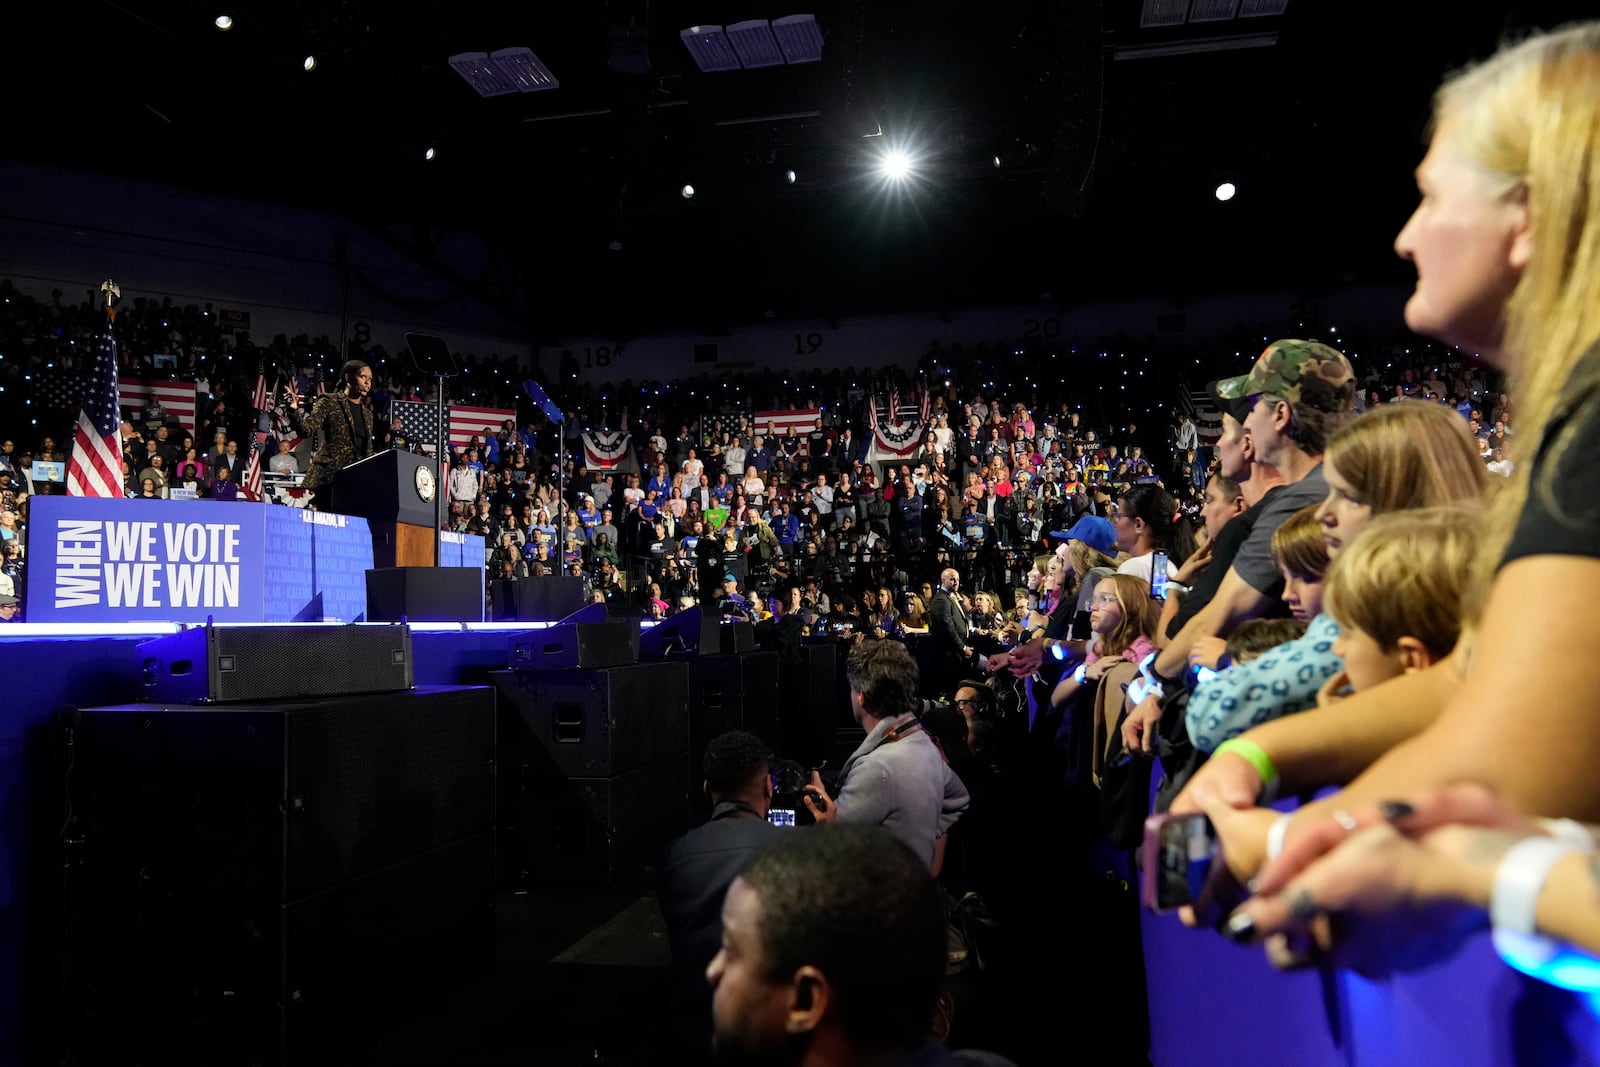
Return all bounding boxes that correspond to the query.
[303,55,317,71]
[880,150,912,181]
[214,14,233,30]
[681,184,696,199]
[993,155,1002,168]
[424,147,436,161]
[784,169,796,184]
[1215,181,1237,202]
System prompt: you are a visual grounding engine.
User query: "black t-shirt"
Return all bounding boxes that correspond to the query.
[1165,499,1262,641]
[1505,371,1600,565]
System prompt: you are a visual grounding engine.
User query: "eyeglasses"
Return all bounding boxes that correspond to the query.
[1091,593,1120,605]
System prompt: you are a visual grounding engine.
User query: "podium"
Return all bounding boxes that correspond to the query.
[333,449,440,567]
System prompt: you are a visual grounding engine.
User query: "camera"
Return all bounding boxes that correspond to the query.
[769,758,824,827]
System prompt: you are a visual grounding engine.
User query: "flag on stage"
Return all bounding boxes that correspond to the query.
[449,405,516,454]
[391,399,443,457]
[66,328,125,498]
[242,431,264,502]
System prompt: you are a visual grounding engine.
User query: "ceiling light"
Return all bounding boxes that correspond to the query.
[784,169,796,184]
[449,52,517,96]
[681,184,696,199]
[880,150,912,181]
[772,14,824,64]
[448,48,559,97]
[681,26,740,72]
[490,47,559,92]
[214,14,233,30]
[1140,0,1191,28]
[1215,181,1237,201]
[1190,0,1242,20]
[993,155,1002,168]
[303,55,317,72]
[424,147,436,161]
[726,20,784,68]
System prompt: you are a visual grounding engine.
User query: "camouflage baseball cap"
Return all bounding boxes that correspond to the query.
[1215,339,1355,414]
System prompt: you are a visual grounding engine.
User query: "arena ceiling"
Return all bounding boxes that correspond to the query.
[7,0,1594,340]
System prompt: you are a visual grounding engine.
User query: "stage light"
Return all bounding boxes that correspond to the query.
[1215,181,1237,201]
[880,150,912,181]
[214,14,233,30]
[424,146,436,160]
[681,184,696,199]
[784,169,796,184]
[993,155,1002,168]
[303,55,317,71]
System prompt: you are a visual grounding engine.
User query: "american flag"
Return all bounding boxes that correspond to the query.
[391,399,443,457]
[251,371,269,412]
[755,408,822,456]
[120,378,199,433]
[66,329,125,498]
[448,404,516,454]
[242,430,265,501]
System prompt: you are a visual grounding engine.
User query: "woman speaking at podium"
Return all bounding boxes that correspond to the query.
[287,359,375,513]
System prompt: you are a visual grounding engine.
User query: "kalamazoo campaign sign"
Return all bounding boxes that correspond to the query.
[29,497,269,622]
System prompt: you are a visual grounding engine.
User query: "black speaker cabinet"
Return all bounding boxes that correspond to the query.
[366,566,484,622]
[509,621,638,670]
[491,662,689,778]
[52,687,496,1066]
[689,652,780,751]
[137,623,413,703]
[491,574,590,622]
[501,753,690,889]
[779,642,839,766]
[688,653,780,814]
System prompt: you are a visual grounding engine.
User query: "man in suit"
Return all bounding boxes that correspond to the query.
[928,568,973,696]
[287,359,376,512]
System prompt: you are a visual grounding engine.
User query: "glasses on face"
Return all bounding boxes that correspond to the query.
[1092,593,1120,605]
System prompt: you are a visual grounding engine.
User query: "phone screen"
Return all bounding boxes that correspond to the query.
[1150,551,1170,599]
[768,809,797,828]
[1140,812,1217,913]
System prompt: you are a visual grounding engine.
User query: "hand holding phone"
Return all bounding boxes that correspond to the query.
[1140,812,1247,928]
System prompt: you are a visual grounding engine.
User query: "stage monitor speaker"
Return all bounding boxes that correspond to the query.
[366,566,483,622]
[137,622,413,703]
[53,687,496,1066]
[509,604,637,669]
[501,753,690,889]
[491,662,688,778]
[639,605,720,658]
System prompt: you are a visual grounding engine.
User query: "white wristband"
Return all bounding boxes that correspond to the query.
[1266,813,1293,862]
[1539,817,1595,849]
[1490,837,1589,936]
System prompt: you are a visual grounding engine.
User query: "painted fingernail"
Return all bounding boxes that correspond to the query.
[1379,800,1415,822]
[1225,912,1257,943]
[1246,877,1262,894]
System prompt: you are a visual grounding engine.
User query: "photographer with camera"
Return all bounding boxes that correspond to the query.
[803,640,970,870]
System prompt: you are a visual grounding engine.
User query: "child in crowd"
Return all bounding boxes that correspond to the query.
[1185,505,1338,753]
[1223,618,1309,666]
[1050,573,1160,710]
[1317,508,1477,705]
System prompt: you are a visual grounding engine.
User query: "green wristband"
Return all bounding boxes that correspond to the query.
[1215,737,1280,802]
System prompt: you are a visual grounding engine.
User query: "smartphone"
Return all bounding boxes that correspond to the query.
[1140,811,1217,913]
[1150,551,1170,599]
[768,808,797,828]
[1070,609,1092,641]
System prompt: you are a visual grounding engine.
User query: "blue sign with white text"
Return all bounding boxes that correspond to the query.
[27,496,268,622]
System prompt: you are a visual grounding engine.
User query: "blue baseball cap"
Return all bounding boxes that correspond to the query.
[1059,515,1118,556]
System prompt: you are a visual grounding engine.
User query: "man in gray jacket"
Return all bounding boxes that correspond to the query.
[804,640,969,869]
